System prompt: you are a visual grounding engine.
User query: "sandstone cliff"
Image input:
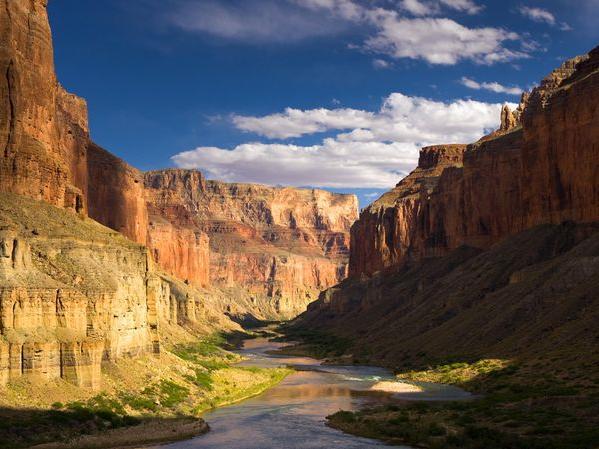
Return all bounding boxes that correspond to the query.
[0,192,230,389]
[350,47,599,277]
[145,170,358,319]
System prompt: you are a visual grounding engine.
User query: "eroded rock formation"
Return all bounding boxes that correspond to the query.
[350,47,599,277]
[349,144,466,276]
[144,170,358,318]
[0,0,88,213]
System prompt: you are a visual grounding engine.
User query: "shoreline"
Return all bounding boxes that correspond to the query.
[29,418,209,449]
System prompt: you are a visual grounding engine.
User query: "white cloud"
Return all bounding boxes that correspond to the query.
[172,93,512,189]
[372,58,391,69]
[518,6,556,25]
[460,77,523,95]
[517,6,571,31]
[167,0,347,42]
[364,13,525,65]
[400,0,483,16]
[166,0,528,66]
[439,0,484,14]
[400,0,437,16]
[172,140,416,189]
[232,108,374,139]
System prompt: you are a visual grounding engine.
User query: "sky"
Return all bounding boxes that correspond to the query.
[48,0,599,208]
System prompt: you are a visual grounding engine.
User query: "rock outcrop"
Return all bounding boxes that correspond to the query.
[0,192,233,388]
[0,0,88,213]
[349,144,466,276]
[350,47,599,277]
[144,171,358,319]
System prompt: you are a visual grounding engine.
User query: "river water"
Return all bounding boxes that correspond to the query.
[149,337,471,449]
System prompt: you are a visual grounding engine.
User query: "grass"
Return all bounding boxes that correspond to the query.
[0,332,293,448]
[326,357,599,449]
[272,327,353,359]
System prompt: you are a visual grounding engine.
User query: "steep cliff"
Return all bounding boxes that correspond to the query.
[349,144,466,276]
[0,0,88,213]
[298,47,599,368]
[0,192,231,389]
[144,170,359,319]
[350,47,599,277]
[0,0,238,395]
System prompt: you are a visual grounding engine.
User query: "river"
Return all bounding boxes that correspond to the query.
[147,337,471,449]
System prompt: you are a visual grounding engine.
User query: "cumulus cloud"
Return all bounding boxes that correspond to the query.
[300,1,526,65]
[232,108,374,139]
[172,93,512,188]
[460,77,523,95]
[172,140,416,189]
[363,13,524,65]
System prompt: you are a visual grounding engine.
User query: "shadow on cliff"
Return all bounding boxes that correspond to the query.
[225,312,279,331]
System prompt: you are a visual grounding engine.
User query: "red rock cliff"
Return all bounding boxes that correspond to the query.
[349,144,467,276]
[350,47,599,277]
[0,0,88,212]
[144,170,359,318]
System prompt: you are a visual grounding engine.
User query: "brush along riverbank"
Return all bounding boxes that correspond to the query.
[0,333,292,449]
[326,355,599,449]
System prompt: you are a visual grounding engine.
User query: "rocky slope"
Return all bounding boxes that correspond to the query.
[144,170,358,319]
[298,46,599,366]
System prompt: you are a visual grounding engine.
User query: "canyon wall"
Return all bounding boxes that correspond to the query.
[350,48,599,277]
[144,170,358,318]
[0,0,88,213]
[298,47,599,368]
[0,0,357,394]
[0,0,228,389]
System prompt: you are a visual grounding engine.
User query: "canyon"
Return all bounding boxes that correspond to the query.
[299,45,599,364]
[0,0,356,390]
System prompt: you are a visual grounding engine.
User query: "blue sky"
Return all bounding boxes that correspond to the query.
[49,0,598,207]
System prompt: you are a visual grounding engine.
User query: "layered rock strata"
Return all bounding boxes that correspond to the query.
[350,47,599,277]
[144,171,358,318]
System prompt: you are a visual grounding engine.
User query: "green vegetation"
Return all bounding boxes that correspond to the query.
[0,332,292,448]
[273,327,353,359]
[327,357,599,449]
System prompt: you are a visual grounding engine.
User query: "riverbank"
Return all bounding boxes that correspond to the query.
[0,332,292,449]
[326,355,599,449]
[279,326,599,449]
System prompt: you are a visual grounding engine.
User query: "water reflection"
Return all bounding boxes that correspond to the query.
[148,338,470,449]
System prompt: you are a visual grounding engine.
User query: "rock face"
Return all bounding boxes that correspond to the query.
[349,144,466,276]
[87,144,149,246]
[0,1,356,321]
[0,0,230,390]
[350,47,599,277]
[301,222,599,366]
[144,171,358,319]
[0,193,232,388]
[0,0,88,213]
[298,47,599,370]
